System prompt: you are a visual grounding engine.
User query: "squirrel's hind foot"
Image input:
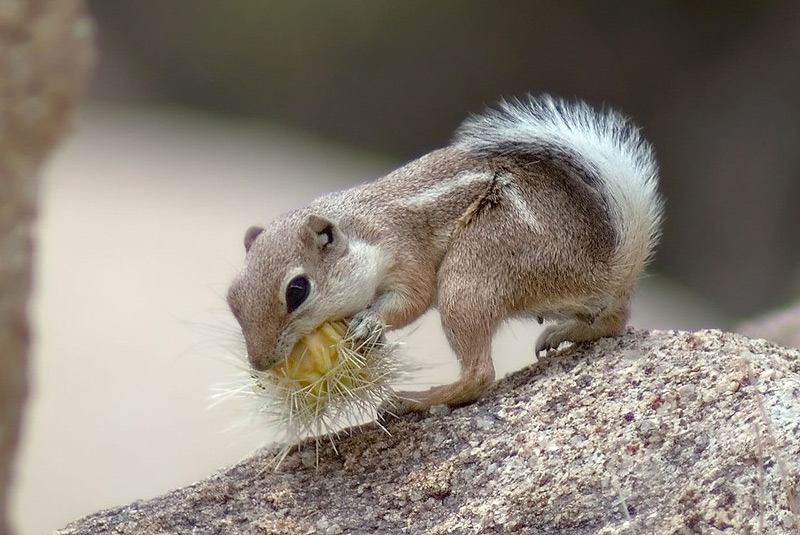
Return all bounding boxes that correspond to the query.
[534,299,630,357]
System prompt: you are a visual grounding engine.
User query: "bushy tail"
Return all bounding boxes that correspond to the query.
[453,94,664,287]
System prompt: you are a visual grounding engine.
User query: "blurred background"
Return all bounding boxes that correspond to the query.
[87,0,800,315]
[14,1,800,533]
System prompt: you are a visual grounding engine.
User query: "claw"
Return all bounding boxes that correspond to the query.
[347,310,385,341]
[535,324,565,358]
[534,339,550,358]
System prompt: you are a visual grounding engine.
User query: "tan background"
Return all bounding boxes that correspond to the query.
[85,1,800,317]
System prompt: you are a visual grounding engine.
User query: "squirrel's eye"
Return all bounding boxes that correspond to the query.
[285,275,310,313]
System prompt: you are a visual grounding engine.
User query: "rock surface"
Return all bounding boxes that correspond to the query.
[0,2,93,535]
[55,329,800,534]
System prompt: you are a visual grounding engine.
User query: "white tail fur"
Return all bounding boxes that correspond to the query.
[453,94,664,288]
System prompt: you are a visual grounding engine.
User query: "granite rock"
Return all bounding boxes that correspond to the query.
[56,329,800,534]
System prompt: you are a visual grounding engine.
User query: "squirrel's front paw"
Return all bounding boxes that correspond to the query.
[347,310,386,342]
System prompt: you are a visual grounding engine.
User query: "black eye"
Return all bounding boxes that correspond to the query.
[285,275,310,313]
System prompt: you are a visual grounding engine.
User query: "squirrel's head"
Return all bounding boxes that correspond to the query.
[227,212,384,371]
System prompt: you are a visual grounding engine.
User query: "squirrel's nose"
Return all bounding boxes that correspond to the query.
[248,355,269,371]
[245,342,276,371]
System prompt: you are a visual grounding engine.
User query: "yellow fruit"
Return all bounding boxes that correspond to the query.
[271,321,346,389]
[268,320,382,414]
[251,318,399,462]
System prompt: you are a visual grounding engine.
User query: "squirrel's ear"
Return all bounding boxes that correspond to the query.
[304,214,346,251]
[244,226,264,252]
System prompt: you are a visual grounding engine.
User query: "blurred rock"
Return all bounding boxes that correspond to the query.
[739,302,800,350]
[55,329,800,534]
[0,1,94,534]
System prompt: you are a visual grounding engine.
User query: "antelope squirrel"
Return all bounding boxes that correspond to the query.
[227,95,664,413]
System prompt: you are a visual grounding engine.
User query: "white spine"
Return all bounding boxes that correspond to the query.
[453,94,664,284]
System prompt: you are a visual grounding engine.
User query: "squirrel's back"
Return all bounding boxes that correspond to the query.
[452,94,664,288]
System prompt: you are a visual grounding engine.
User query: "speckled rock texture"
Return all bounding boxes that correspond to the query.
[56,329,800,534]
[0,2,93,534]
